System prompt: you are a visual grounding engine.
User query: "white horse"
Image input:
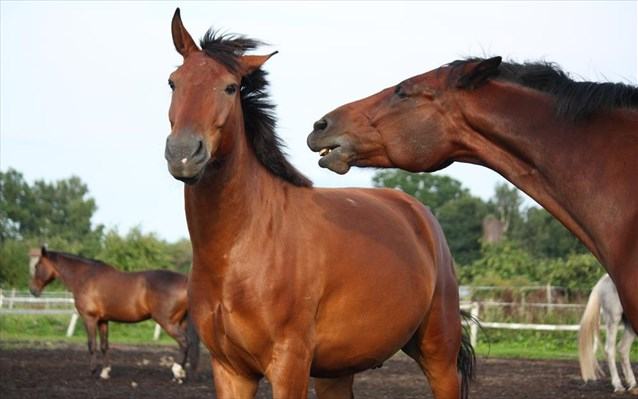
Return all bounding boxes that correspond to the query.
[579,274,637,393]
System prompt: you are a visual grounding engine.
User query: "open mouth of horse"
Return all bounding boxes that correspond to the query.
[317,145,352,174]
[318,144,340,158]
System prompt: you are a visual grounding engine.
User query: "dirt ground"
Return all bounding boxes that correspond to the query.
[0,342,630,398]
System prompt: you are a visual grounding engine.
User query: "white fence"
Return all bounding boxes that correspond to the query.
[2,288,589,345]
[0,289,162,340]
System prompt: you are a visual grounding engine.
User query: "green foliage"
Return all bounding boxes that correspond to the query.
[510,206,588,258]
[548,253,602,291]
[437,196,489,265]
[372,170,469,212]
[97,227,176,272]
[487,183,524,234]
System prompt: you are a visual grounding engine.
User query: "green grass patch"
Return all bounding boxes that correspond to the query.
[473,329,638,360]
[0,314,176,346]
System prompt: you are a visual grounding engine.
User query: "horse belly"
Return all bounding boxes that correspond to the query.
[310,275,430,377]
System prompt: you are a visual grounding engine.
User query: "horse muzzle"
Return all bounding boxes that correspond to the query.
[307,118,353,174]
[165,133,211,184]
[29,285,41,297]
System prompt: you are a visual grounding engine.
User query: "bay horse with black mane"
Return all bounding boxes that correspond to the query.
[164,8,473,399]
[307,56,638,331]
[28,246,199,380]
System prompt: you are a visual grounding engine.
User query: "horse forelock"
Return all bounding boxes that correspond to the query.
[449,57,638,121]
[198,29,312,187]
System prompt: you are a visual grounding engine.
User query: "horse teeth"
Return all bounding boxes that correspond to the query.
[319,148,331,156]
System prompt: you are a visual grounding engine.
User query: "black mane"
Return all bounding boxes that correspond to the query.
[451,58,638,120]
[200,30,312,187]
[46,250,107,267]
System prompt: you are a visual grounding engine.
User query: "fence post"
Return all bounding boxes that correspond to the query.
[153,323,162,340]
[66,313,79,337]
[0,289,3,308]
[470,302,479,348]
[8,288,16,309]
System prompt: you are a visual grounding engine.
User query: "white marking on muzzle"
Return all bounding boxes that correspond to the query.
[29,256,40,277]
[181,157,188,164]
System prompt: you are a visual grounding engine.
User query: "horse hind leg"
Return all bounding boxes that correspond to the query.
[618,324,637,392]
[314,375,354,399]
[402,299,465,398]
[604,319,624,392]
[161,321,188,381]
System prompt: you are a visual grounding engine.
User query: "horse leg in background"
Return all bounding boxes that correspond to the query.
[161,321,188,382]
[83,316,99,376]
[618,325,637,393]
[98,321,112,379]
[604,318,624,392]
[314,375,355,399]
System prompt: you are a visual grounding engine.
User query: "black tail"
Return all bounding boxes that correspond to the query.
[186,314,201,372]
[458,309,477,399]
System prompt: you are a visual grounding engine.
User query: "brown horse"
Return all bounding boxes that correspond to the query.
[307,56,638,330]
[163,8,473,399]
[28,246,199,379]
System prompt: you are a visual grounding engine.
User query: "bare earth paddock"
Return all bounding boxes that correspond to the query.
[0,343,627,398]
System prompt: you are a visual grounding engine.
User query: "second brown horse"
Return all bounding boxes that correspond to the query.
[164,9,473,399]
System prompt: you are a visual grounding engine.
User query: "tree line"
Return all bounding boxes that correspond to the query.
[0,169,191,289]
[372,170,603,291]
[1,168,604,291]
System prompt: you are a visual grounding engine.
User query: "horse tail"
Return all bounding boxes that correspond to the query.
[458,309,477,399]
[185,314,200,372]
[578,279,604,381]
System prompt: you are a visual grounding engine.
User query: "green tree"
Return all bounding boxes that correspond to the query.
[510,206,587,259]
[437,196,489,266]
[372,170,469,213]
[97,227,174,272]
[0,169,103,251]
[488,183,524,235]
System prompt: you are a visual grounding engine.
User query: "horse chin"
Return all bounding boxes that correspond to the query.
[318,147,352,174]
[29,287,41,297]
[168,163,206,185]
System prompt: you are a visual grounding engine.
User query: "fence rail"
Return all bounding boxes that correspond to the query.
[2,288,590,345]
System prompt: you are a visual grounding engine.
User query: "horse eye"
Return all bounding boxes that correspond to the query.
[394,84,408,99]
[168,79,175,91]
[224,84,237,95]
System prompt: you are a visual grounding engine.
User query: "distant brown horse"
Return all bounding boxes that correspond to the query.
[163,8,473,399]
[308,56,638,330]
[28,246,199,379]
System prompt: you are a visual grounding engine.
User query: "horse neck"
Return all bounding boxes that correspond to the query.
[184,121,293,267]
[455,82,637,264]
[47,253,92,293]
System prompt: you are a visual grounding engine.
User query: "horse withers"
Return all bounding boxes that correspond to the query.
[28,246,199,381]
[163,9,473,399]
[579,274,637,394]
[307,56,638,331]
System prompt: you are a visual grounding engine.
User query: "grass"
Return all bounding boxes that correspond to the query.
[3,315,638,362]
[0,314,177,346]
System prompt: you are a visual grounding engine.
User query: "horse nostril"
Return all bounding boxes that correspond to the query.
[191,139,204,158]
[313,119,328,131]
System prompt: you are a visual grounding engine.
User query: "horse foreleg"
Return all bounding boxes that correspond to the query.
[161,322,189,381]
[211,357,259,399]
[83,317,99,376]
[265,340,312,399]
[314,375,354,399]
[604,320,624,392]
[618,326,637,390]
[98,321,111,379]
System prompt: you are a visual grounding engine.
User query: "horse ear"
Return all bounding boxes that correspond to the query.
[456,56,502,89]
[240,51,278,76]
[41,245,48,257]
[171,8,199,58]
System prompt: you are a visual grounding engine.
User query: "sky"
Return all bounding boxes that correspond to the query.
[1,1,636,242]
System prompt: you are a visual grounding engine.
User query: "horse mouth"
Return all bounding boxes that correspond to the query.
[317,145,352,174]
[319,145,340,158]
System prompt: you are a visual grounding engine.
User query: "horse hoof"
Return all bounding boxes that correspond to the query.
[628,387,638,395]
[99,366,112,380]
[171,362,186,381]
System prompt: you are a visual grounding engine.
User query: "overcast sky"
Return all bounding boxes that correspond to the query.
[1,1,636,242]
